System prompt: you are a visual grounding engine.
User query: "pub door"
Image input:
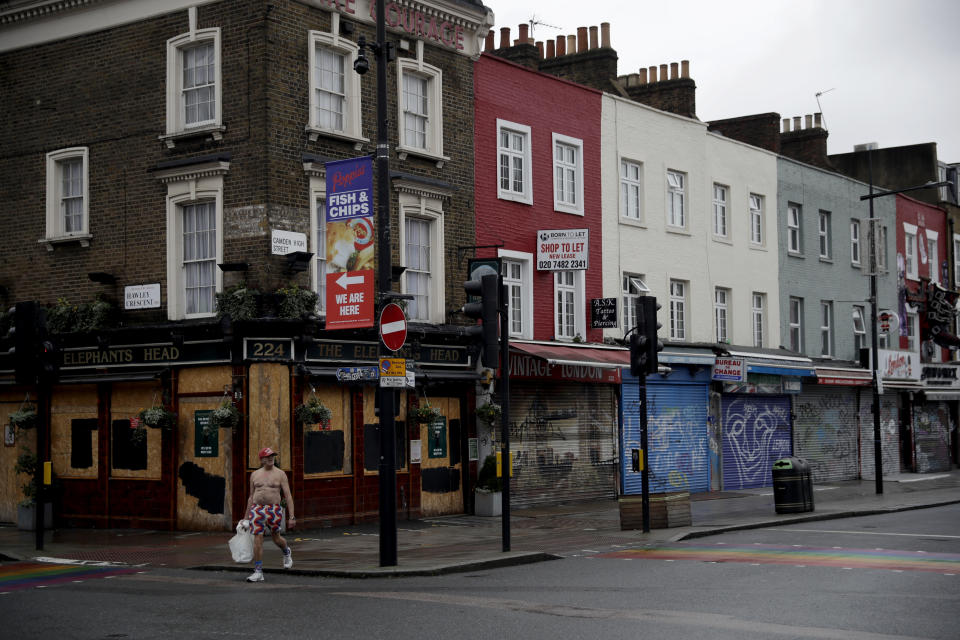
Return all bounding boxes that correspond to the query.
[418,396,463,517]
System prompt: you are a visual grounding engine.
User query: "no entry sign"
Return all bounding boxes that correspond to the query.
[380,303,407,352]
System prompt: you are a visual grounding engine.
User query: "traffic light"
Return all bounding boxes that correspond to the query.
[7,301,39,386]
[640,296,663,375]
[462,273,500,368]
[629,301,648,376]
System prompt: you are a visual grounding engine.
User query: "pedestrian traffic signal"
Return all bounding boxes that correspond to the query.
[462,274,500,368]
[640,296,663,375]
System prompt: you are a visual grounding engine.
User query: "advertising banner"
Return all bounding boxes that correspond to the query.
[325,156,375,329]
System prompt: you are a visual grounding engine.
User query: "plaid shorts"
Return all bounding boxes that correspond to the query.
[248,504,283,535]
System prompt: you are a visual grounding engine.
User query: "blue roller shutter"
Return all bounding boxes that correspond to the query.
[622,371,710,495]
[720,395,792,490]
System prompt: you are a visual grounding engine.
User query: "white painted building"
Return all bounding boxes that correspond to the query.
[600,94,780,349]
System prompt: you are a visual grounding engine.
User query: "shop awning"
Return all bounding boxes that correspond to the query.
[299,365,480,382]
[510,342,629,369]
[923,390,960,401]
[816,366,873,386]
[659,347,716,365]
[727,349,816,378]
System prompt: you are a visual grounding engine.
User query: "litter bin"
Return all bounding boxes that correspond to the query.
[772,457,814,514]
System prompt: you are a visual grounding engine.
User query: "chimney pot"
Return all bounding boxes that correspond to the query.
[589,25,598,49]
[793,116,802,130]
[639,68,647,84]
[484,31,494,52]
[577,27,588,53]
[546,39,556,58]
[814,112,823,128]
[601,22,611,48]
[499,27,510,49]
[782,118,791,132]
[805,114,813,129]
[670,62,679,79]
[681,60,690,78]
[649,65,658,82]
[659,63,668,80]
[567,34,576,53]
[536,41,544,58]
[556,36,566,56]
[518,23,529,43]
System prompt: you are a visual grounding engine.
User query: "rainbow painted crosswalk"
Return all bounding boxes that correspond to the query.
[0,561,141,593]
[598,543,960,574]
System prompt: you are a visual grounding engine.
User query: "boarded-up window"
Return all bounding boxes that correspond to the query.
[112,420,147,470]
[70,419,98,469]
[363,421,405,472]
[304,430,345,474]
[302,385,352,476]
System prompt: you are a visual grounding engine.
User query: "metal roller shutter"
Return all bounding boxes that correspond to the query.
[793,387,859,482]
[720,395,792,490]
[622,378,709,494]
[509,382,618,508]
[859,393,899,479]
[913,401,952,472]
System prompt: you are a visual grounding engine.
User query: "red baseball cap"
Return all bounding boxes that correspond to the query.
[258,447,277,459]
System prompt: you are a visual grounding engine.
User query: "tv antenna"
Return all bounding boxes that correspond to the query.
[528,15,560,39]
[815,88,835,128]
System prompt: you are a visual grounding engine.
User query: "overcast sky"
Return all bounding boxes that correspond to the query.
[490,0,960,163]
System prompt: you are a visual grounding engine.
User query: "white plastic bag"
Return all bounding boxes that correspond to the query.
[229,519,253,563]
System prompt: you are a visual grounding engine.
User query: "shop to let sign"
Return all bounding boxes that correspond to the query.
[325,156,375,330]
[536,228,588,270]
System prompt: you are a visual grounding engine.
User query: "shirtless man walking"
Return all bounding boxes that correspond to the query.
[245,447,295,582]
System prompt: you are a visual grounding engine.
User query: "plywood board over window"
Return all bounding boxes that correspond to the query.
[177,395,232,530]
[248,363,290,470]
[50,385,98,479]
[110,383,163,480]
[303,385,352,477]
[418,396,462,517]
[362,387,409,474]
[178,366,232,396]
[0,394,38,523]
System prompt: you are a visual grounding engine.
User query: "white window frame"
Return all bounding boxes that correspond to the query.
[789,297,803,352]
[156,159,229,320]
[850,219,861,266]
[752,292,765,348]
[904,222,918,280]
[552,133,584,215]
[622,274,649,336]
[307,170,328,316]
[620,159,643,223]
[669,279,687,341]
[906,311,918,353]
[714,287,729,343]
[787,204,801,254]
[820,301,833,357]
[553,270,585,341]
[666,170,686,229]
[749,194,764,246]
[853,305,866,356]
[163,22,223,146]
[713,183,728,239]
[398,186,446,324]
[307,21,366,146]
[499,249,534,340]
[396,45,447,165]
[819,210,832,259]
[497,119,532,205]
[43,147,91,248]
[927,230,939,284]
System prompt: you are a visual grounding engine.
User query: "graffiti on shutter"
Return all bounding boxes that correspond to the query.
[859,394,899,479]
[913,402,951,472]
[720,395,791,490]
[793,387,859,482]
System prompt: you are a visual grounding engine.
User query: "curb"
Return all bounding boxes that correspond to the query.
[188,551,559,579]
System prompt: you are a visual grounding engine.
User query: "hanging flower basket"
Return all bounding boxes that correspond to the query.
[476,401,501,426]
[211,399,241,430]
[9,407,37,431]
[410,404,442,424]
[295,396,332,430]
[138,405,176,430]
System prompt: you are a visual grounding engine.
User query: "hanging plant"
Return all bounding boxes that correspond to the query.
[476,401,501,426]
[410,404,442,424]
[215,283,259,321]
[138,405,176,430]
[295,395,332,429]
[8,407,37,431]
[211,398,241,430]
[276,285,320,320]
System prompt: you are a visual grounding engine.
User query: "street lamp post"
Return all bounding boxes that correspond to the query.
[860,158,951,495]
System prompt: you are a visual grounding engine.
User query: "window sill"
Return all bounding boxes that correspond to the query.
[787,251,804,258]
[396,145,450,168]
[619,217,646,229]
[712,235,733,245]
[159,124,226,149]
[819,256,833,264]
[305,126,368,150]
[554,205,584,217]
[749,243,767,251]
[39,233,93,251]
[666,226,691,237]
[497,191,533,205]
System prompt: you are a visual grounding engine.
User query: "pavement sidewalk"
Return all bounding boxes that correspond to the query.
[2,470,958,578]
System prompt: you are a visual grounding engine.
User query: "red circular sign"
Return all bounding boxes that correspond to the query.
[379,303,407,352]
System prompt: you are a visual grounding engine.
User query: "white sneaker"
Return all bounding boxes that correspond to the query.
[246,570,264,583]
[283,549,293,569]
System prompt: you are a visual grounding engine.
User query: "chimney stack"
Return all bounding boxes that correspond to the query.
[499,27,510,49]
[518,23,529,44]
[781,113,831,170]
[484,31,494,52]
